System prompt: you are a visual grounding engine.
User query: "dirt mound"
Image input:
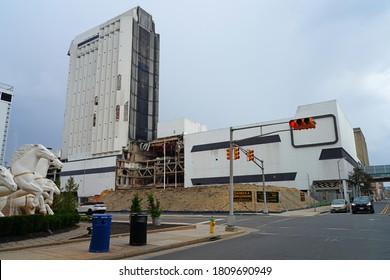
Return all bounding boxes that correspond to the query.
[102,184,315,213]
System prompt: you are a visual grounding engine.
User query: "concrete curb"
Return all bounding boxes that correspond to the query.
[86,229,245,260]
[0,224,196,253]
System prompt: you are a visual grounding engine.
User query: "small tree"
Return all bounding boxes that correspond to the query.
[147,193,161,218]
[53,176,79,212]
[130,193,142,213]
[348,167,374,196]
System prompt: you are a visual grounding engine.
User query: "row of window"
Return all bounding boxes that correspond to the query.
[92,102,129,126]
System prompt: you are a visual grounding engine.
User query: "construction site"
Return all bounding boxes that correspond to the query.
[115,135,184,190]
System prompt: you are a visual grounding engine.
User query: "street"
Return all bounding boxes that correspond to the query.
[120,201,390,260]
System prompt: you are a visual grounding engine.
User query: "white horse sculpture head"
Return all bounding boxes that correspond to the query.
[0,166,17,196]
[9,144,62,212]
[50,156,63,170]
[11,144,62,173]
[11,144,56,165]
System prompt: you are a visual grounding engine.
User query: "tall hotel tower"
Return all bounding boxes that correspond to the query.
[61,7,160,199]
[0,83,13,166]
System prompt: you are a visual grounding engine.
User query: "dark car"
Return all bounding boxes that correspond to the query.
[351,196,375,214]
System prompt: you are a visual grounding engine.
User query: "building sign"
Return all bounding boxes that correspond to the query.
[257,191,279,203]
[234,191,252,202]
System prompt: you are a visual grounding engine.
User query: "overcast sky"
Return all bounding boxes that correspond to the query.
[1,0,390,170]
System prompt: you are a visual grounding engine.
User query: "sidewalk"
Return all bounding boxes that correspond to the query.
[0,206,329,260]
[276,205,330,216]
[0,223,247,260]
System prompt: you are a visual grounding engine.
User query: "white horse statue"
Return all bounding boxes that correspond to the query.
[36,178,60,215]
[40,179,61,206]
[4,179,61,215]
[0,166,17,197]
[0,166,18,217]
[5,194,36,215]
[9,144,62,214]
[32,156,62,214]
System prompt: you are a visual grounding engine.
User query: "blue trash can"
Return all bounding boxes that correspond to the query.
[89,214,112,253]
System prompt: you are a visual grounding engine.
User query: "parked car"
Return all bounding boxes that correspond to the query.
[351,196,375,214]
[76,201,107,215]
[330,199,350,213]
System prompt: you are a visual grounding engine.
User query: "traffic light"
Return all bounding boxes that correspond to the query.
[226,148,231,160]
[247,149,254,161]
[233,147,240,160]
[289,117,316,130]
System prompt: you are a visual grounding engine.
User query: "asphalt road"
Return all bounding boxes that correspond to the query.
[127,201,390,260]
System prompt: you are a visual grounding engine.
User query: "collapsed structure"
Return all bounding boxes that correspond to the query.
[116,135,184,189]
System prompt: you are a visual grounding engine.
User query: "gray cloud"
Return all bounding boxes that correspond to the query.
[1,0,389,174]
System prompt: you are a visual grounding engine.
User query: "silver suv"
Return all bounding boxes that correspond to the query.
[77,202,107,215]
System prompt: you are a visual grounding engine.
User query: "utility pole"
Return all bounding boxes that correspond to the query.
[261,159,268,214]
[226,127,236,230]
[225,118,316,230]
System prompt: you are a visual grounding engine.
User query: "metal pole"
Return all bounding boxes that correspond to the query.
[261,160,268,214]
[175,152,177,188]
[227,127,236,229]
[163,140,166,189]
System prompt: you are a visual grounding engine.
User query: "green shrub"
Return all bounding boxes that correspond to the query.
[130,193,143,213]
[0,212,80,239]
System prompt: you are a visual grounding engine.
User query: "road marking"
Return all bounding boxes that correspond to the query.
[324,237,343,242]
[323,227,351,231]
[236,217,256,222]
[196,218,224,225]
[257,232,280,236]
[380,204,390,215]
[256,217,295,229]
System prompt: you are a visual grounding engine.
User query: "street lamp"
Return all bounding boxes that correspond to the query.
[226,120,293,231]
[226,128,236,231]
[260,159,268,214]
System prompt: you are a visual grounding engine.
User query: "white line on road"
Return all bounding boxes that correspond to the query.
[323,228,351,231]
[256,217,295,229]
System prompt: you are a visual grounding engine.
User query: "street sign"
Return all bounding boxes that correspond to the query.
[257,191,279,203]
[234,191,252,202]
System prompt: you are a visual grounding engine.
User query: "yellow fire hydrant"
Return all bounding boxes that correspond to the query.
[209,216,216,234]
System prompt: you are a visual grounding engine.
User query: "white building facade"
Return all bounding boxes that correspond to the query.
[183,100,359,201]
[0,83,13,166]
[61,7,160,199]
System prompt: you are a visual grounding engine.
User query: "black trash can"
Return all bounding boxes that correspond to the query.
[130,213,147,246]
[89,214,112,252]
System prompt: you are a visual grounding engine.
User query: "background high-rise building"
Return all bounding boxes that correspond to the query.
[354,127,369,166]
[61,7,160,199]
[0,82,13,166]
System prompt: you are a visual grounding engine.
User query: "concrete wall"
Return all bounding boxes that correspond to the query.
[60,155,118,198]
[158,118,207,138]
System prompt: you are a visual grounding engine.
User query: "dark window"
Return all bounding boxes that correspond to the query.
[1,92,12,102]
[77,34,99,48]
[116,105,120,121]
